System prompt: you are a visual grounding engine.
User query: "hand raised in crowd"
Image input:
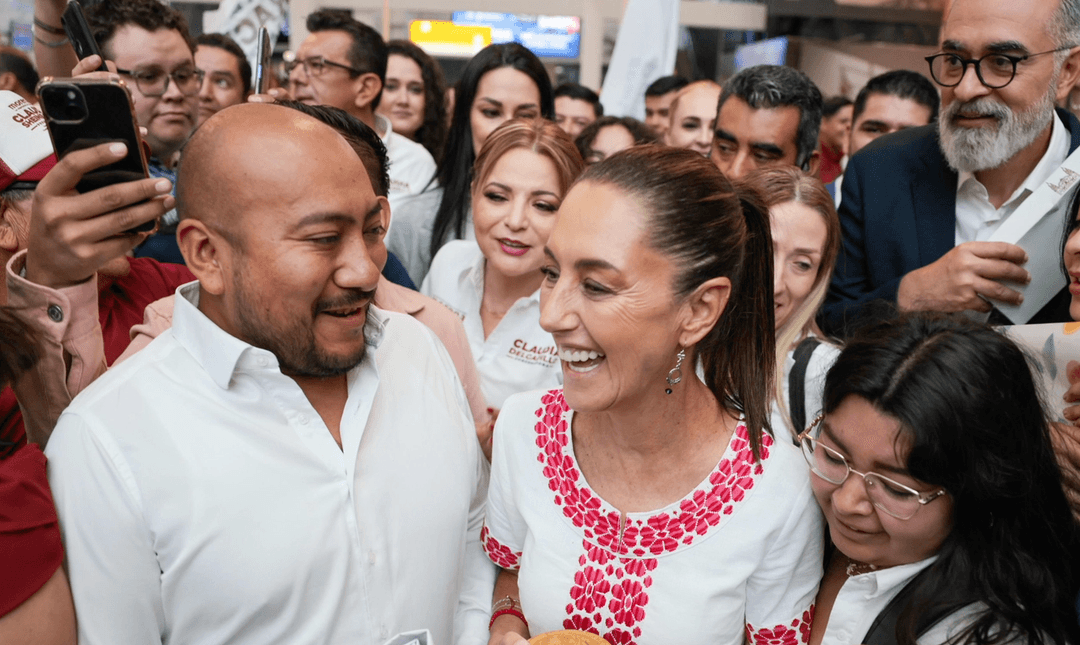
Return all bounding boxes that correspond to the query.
[896,241,1030,313]
[488,622,529,645]
[23,141,174,289]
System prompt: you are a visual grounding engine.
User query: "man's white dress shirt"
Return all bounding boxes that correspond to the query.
[421,240,562,409]
[378,114,437,216]
[955,113,1069,244]
[46,283,493,645]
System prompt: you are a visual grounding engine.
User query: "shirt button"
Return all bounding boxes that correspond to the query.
[368,551,377,564]
[836,630,850,641]
[257,357,268,367]
[47,304,63,322]
[298,415,309,425]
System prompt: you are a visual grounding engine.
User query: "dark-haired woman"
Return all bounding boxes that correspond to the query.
[378,40,448,163]
[574,116,656,165]
[802,312,1080,645]
[484,146,823,645]
[388,43,553,284]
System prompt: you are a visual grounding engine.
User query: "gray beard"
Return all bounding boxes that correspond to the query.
[938,89,1056,174]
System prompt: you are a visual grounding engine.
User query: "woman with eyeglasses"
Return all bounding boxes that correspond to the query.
[800,312,1080,645]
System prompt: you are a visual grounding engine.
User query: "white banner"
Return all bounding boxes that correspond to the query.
[599,0,680,120]
[203,0,287,78]
[986,144,1080,323]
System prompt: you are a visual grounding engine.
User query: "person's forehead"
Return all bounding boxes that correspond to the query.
[109,25,193,68]
[594,124,634,150]
[718,97,801,148]
[941,0,1056,53]
[387,54,422,79]
[476,67,539,103]
[856,93,932,127]
[675,87,720,116]
[196,45,241,76]
[555,96,595,115]
[298,29,354,61]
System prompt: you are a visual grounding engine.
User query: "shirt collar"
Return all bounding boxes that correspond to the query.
[374,113,392,142]
[957,111,1070,205]
[171,282,389,390]
[846,555,938,598]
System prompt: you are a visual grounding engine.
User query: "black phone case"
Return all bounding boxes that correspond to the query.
[38,78,155,233]
[61,0,109,71]
[254,27,271,94]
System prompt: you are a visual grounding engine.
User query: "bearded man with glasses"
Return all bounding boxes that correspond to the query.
[823,0,1080,337]
[85,0,199,266]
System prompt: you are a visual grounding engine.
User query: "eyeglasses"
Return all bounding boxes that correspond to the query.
[116,66,205,97]
[284,55,362,78]
[925,47,1074,89]
[797,415,946,520]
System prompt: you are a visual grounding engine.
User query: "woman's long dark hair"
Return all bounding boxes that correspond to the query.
[822,312,1080,645]
[386,40,448,164]
[579,145,776,459]
[429,43,553,260]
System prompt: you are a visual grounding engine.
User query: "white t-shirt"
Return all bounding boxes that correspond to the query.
[45,286,493,645]
[421,240,562,409]
[484,388,825,645]
[377,114,437,215]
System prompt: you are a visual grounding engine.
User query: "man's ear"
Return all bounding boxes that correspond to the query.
[354,73,383,113]
[0,202,22,253]
[804,149,821,177]
[176,219,227,296]
[1057,47,1080,104]
[678,276,732,349]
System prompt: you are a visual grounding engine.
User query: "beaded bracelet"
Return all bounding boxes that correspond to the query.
[491,595,519,613]
[488,607,528,631]
[33,17,66,35]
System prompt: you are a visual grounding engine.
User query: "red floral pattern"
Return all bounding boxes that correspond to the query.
[745,605,815,645]
[481,525,521,570]
[531,389,772,645]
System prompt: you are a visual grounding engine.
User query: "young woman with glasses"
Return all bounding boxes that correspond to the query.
[799,312,1080,645]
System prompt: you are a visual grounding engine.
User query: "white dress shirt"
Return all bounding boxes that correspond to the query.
[955,113,1069,245]
[821,557,937,645]
[46,283,494,645]
[421,240,562,409]
[378,113,437,216]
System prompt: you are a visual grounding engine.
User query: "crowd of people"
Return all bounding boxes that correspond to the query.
[4,0,1080,643]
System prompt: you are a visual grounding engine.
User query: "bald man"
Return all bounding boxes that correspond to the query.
[44,104,492,645]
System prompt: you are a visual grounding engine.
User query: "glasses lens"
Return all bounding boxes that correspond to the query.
[803,438,849,484]
[979,54,1017,88]
[930,54,965,86]
[864,474,921,519]
[174,69,203,95]
[134,70,168,96]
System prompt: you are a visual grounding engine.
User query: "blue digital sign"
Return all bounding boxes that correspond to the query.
[452,11,580,59]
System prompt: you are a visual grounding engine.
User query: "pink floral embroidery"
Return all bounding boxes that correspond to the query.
[532,389,772,645]
[480,524,521,570]
[745,605,815,645]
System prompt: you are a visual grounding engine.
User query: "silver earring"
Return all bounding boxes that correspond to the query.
[665,349,685,395]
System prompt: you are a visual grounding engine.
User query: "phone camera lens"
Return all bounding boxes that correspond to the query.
[67,90,78,102]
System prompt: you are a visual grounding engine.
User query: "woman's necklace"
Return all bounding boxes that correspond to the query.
[845,556,878,577]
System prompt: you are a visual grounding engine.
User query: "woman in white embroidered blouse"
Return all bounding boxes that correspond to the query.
[483,146,824,645]
[421,119,584,429]
[801,313,1080,645]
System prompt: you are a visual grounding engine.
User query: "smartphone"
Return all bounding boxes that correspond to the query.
[37,77,155,233]
[61,0,109,72]
[253,27,272,94]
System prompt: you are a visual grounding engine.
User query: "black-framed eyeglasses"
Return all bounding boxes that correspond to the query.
[925,47,1074,89]
[796,414,947,520]
[116,66,205,97]
[284,55,362,78]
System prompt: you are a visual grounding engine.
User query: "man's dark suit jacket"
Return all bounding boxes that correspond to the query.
[822,107,1080,337]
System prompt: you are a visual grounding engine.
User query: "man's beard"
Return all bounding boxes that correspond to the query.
[231,265,373,378]
[938,84,1057,174]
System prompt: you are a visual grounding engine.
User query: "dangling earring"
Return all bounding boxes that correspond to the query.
[665,349,685,395]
